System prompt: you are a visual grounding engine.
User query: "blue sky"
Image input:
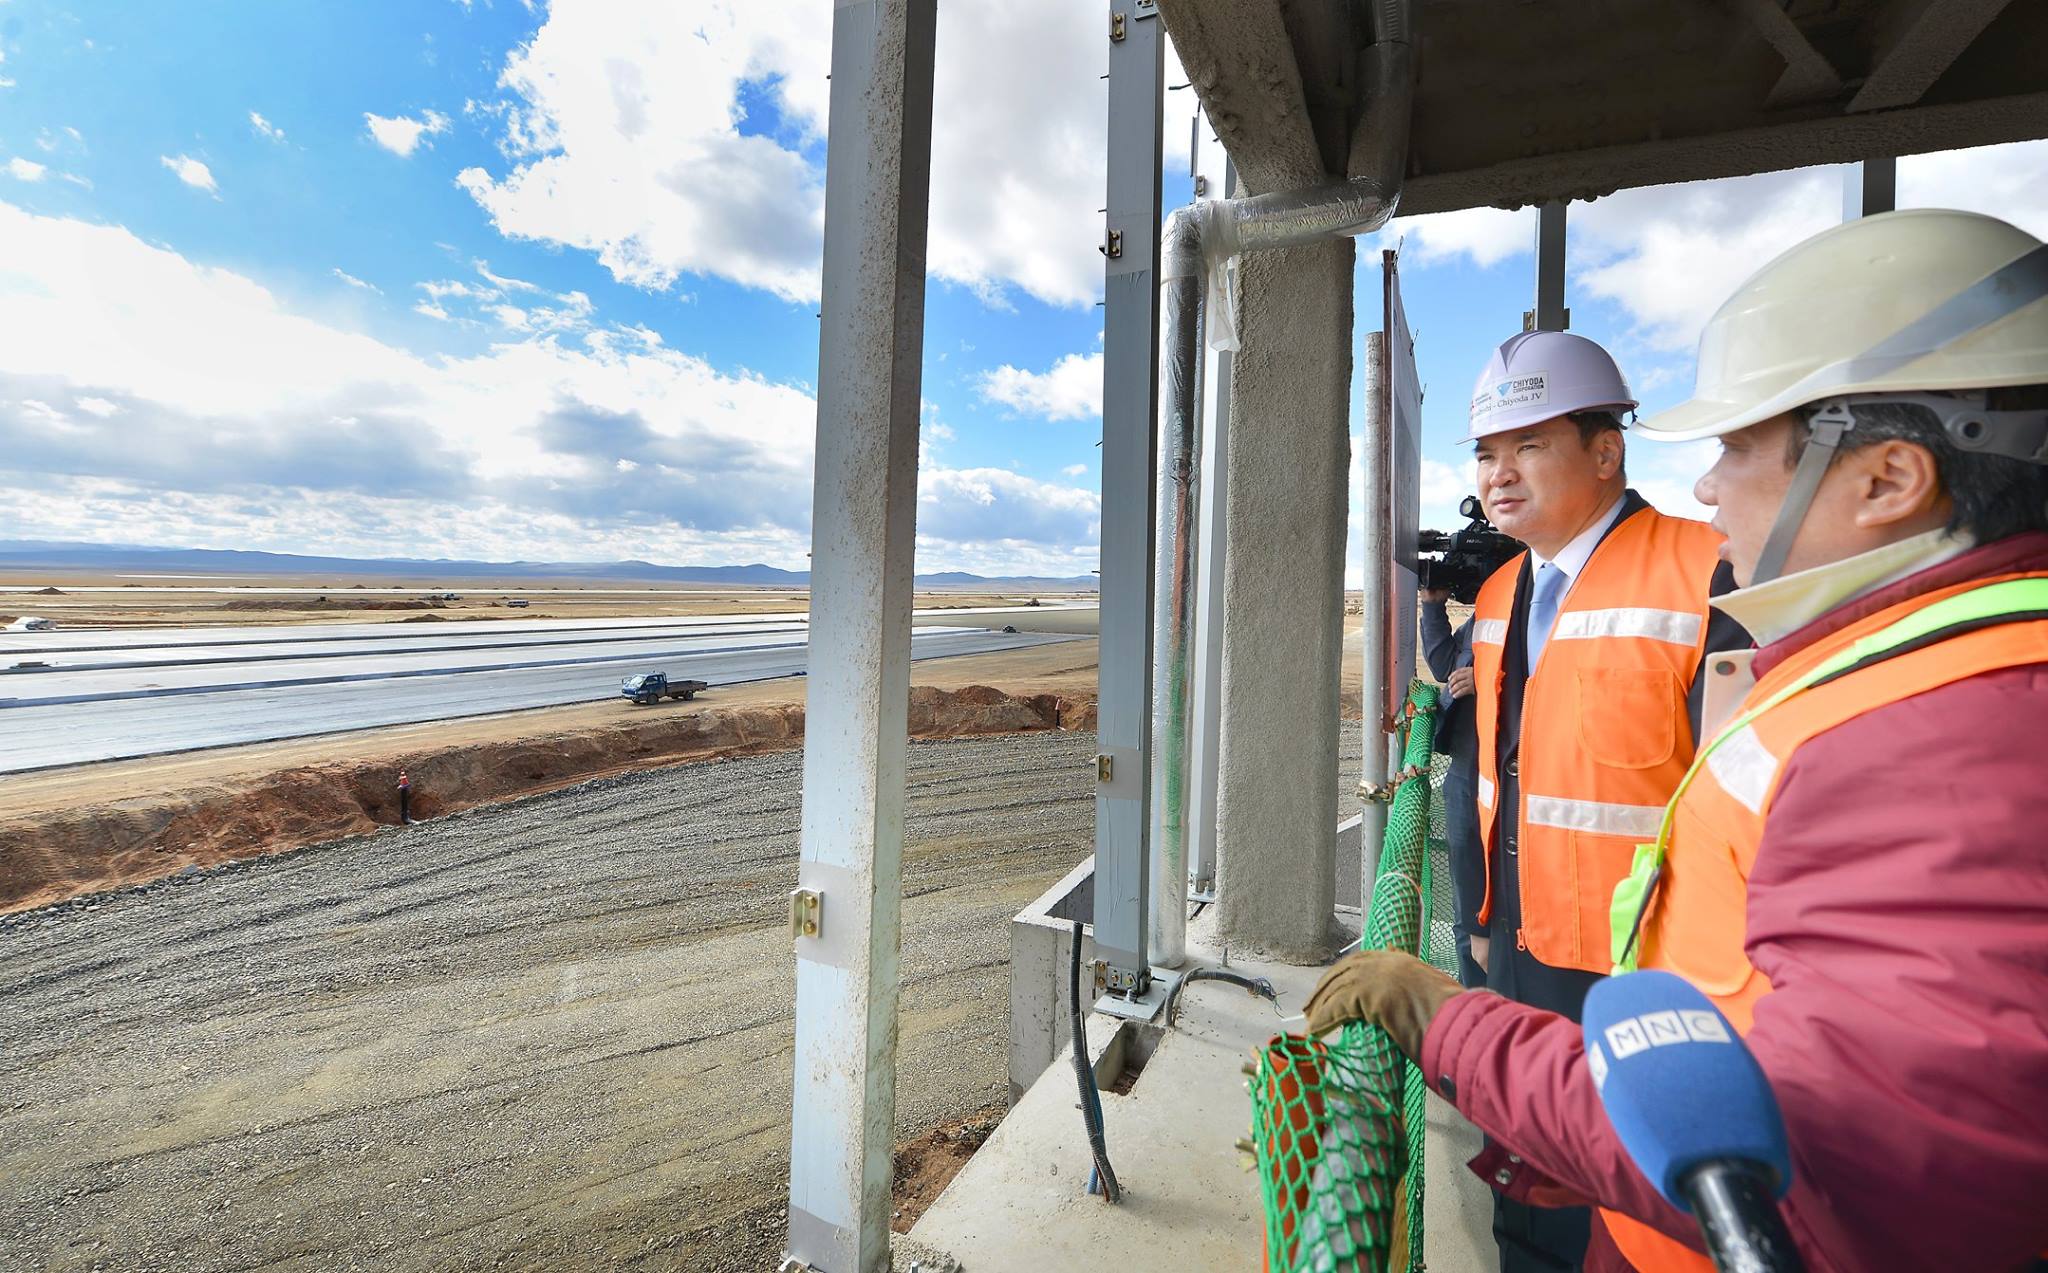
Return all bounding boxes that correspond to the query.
[1,1,2044,579]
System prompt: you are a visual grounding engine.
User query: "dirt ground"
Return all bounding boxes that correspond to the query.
[0,572,1069,628]
[0,732,1106,1272]
[0,591,1400,1271]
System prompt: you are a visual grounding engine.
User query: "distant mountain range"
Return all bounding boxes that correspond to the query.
[0,541,1097,592]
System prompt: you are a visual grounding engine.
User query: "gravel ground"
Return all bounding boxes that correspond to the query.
[0,723,1365,1272]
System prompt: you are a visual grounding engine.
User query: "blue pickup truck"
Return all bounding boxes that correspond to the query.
[620,672,710,706]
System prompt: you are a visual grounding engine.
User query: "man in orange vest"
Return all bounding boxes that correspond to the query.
[1306,209,2048,1271]
[1456,329,1746,1271]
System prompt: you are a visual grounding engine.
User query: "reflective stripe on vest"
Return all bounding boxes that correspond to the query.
[1600,572,2048,1273]
[1470,505,1724,972]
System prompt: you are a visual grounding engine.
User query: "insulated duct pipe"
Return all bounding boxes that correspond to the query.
[1148,210,1207,968]
[1145,3,1414,969]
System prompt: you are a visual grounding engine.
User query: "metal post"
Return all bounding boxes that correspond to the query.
[1844,157,1897,219]
[1358,331,1391,887]
[784,2,935,1270]
[1187,158,1235,899]
[1093,0,1163,999]
[1529,200,1569,332]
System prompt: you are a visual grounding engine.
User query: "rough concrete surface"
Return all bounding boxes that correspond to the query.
[0,731,1101,1273]
[1214,236,1355,963]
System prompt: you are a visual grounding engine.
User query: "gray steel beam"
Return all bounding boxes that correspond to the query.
[784,1,936,1269]
[1843,156,1898,219]
[1396,90,2048,217]
[1529,201,1568,332]
[1093,0,1164,994]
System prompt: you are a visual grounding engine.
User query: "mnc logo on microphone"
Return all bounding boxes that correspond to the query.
[1588,1009,1731,1091]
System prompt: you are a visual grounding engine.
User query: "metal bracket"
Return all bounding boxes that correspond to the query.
[1358,764,1429,805]
[1096,753,1114,782]
[1101,228,1123,259]
[1094,966,1176,1021]
[1110,10,1126,41]
[1521,306,1570,332]
[788,888,821,941]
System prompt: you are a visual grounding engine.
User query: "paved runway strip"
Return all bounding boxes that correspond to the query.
[0,615,1087,772]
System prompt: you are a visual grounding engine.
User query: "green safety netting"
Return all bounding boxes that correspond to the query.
[1252,680,1441,1273]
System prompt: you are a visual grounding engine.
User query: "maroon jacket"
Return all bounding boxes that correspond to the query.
[1421,532,2048,1273]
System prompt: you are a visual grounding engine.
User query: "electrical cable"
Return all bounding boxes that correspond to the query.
[1069,920,1121,1202]
[1162,967,1279,1029]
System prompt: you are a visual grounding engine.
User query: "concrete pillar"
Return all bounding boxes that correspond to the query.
[1213,238,1353,962]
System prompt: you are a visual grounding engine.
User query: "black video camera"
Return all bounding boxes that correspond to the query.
[1416,495,1522,604]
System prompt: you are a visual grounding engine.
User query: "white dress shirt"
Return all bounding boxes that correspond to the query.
[1527,492,1628,605]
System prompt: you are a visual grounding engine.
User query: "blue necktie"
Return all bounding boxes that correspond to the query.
[1526,562,1567,670]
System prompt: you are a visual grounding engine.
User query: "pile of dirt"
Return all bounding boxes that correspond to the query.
[32,586,64,595]
[395,612,448,622]
[0,683,1100,913]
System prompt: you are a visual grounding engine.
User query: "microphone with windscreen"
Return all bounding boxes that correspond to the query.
[1582,970,1805,1273]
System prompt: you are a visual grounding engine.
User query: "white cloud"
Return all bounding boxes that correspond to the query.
[1551,139,2048,357]
[1062,463,1087,478]
[457,0,1172,310]
[1396,206,1533,270]
[331,267,380,293]
[6,157,45,182]
[414,301,451,321]
[978,351,1102,421]
[0,200,1101,574]
[365,109,451,157]
[249,111,286,143]
[159,154,218,195]
[917,466,1099,564]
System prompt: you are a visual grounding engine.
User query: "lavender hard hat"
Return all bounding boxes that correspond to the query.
[1464,330,1638,443]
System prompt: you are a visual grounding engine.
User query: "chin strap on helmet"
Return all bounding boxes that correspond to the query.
[1751,401,1855,585]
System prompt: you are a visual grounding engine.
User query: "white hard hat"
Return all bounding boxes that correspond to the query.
[1637,208,2048,444]
[1463,330,1637,443]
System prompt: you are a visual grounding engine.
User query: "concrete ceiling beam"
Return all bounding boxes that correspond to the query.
[1721,0,1847,108]
[1155,0,1330,193]
[1276,0,1361,180]
[1848,0,2018,113]
[1397,88,2048,215]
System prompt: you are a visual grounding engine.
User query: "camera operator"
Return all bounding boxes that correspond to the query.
[1419,587,1486,989]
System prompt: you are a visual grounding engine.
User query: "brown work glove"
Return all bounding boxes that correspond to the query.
[1303,949,1465,1061]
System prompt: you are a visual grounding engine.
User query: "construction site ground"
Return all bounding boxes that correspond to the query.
[0,723,1364,1272]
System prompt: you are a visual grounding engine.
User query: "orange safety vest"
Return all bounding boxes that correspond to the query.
[1470,505,1723,973]
[1601,571,2048,1273]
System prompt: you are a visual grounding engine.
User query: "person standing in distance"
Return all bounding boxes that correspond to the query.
[1459,330,1747,1271]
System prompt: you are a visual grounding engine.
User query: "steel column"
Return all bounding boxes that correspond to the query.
[1530,200,1569,331]
[1093,0,1164,995]
[1844,157,1897,219]
[784,1,936,1269]
[1358,330,1391,886]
